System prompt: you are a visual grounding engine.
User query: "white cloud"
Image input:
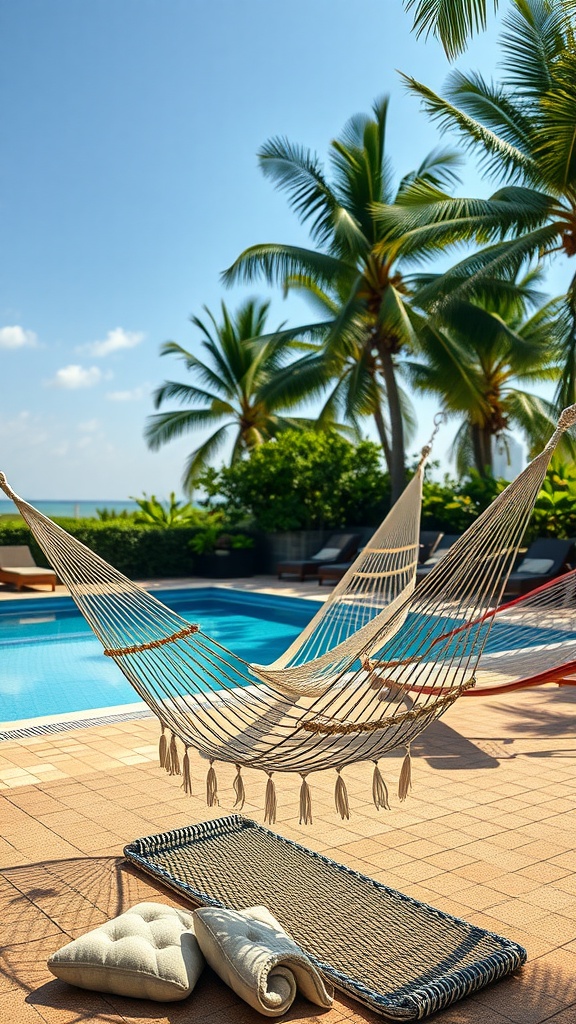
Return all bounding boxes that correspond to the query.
[106,384,149,402]
[49,364,103,389]
[0,325,37,349]
[78,418,100,432]
[81,327,144,358]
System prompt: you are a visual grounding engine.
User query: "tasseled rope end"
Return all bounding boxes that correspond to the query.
[168,732,181,776]
[372,761,390,810]
[334,769,350,820]
[233,764,245,810]
[299,774,312,825]
[206,760,219,807]
[398,745,412,802]
[158,723,168,769]
[264,771,277,825]
[182,746,193,795]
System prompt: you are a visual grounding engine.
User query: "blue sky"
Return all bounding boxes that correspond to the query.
[0,1,570,502]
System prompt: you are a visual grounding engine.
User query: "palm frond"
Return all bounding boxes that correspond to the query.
[152,380,225,410]
[257,137,341,247]
[500,0,565,96]
[402,72,539,182]
[222,244,352,289]
[145,408,234,451]
[536,86,576,192]
[443,71,536,167]
[182,425,233,492]
[412,223,560,308]
[377,285,418,350]
[404,0,495,59]
[396,147,462,198]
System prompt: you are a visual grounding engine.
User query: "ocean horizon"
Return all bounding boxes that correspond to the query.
[0,498,140,519]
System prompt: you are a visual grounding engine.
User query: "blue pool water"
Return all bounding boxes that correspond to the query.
[0,589,320,723]
[1,588,567,725]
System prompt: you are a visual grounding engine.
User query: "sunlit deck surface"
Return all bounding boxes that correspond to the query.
[1,578,575,1024]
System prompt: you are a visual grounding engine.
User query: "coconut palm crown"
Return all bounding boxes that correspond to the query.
[407,268,568,474]
[380,1,576,409]
[223,96,461,500]
[144,298,322,492]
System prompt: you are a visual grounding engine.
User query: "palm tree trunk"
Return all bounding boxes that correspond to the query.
[557,271,576,408]
[378,344,406,501]
[373,403,392,472]
[472,424,493,476]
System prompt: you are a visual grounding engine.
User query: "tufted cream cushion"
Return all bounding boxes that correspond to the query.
[193,905,333,1017]
[47,902,204,1001]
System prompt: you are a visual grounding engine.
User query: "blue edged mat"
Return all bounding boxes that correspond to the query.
[124,814,526,1020]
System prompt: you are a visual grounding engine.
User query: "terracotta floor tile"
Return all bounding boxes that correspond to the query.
[1,645,575,1023]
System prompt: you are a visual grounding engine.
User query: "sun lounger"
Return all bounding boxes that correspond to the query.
[501,537,575,597]
[125,815,526,1021]
[277,533,360,581]
[416,534,461,582]
[0,544,57,591]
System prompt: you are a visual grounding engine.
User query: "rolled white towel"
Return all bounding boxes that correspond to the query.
[193,905,333,1017]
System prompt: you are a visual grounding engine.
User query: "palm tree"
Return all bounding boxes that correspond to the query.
[144,298,320,491]
[404,0,500,59]
[381,1,576,409]
[223,97,461,500]
[409,269,566,474]
[257,280,417,469]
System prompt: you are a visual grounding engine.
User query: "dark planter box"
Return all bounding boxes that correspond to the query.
[193,550,254,579]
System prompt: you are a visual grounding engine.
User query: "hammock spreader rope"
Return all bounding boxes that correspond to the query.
[1,405,575,822]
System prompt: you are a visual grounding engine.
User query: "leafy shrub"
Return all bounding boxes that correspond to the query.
[130,492,205,528]
[0,518,198,578]
[528,461,576,539]
[188,510,254,554]
[422,470,507,533]
[198,431,390,531]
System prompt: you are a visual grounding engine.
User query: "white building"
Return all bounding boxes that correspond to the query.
[492,434,525,481]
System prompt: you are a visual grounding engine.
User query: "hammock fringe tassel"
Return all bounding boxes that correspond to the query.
[334,769,350,820]
[398,746,412,802]
[206,760,219,807]
[299,774,312,825]
[168,733,181,776]
[372,761,390,810]
[182,746,193,795]
[233,764,245,810]
[264,772,277,825]
[158,723,168,769]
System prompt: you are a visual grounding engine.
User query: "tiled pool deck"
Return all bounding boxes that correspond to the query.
[1,579,575,1024]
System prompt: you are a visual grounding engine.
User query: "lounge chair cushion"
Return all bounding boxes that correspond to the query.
[47,902,204,1001]
[310,546,342,561]
[193,905,333,1017]
[516,557,555,574]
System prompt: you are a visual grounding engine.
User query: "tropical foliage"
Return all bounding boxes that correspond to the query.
[198,430,390,532]
[404,0,500,58]
[408,269,565,474]
[386,0,576,410]
[130,492,202,528]
[223,97,463,499]
[145,298,324,491]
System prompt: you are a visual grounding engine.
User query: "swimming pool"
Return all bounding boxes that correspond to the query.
[0,588,320,724]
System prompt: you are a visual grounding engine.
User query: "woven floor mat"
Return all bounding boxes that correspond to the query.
[124,814,526,1020]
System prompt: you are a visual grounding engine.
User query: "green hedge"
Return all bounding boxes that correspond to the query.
[0,519,198,578]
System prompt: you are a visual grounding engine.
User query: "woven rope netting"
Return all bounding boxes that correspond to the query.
[257,440,432,695]
[452,570,576,695]
[1,405,575,819]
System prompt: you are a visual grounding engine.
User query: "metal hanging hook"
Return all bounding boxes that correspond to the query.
[420,411,447,461]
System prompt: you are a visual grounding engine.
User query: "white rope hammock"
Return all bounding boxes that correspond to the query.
[2,405,575,822]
